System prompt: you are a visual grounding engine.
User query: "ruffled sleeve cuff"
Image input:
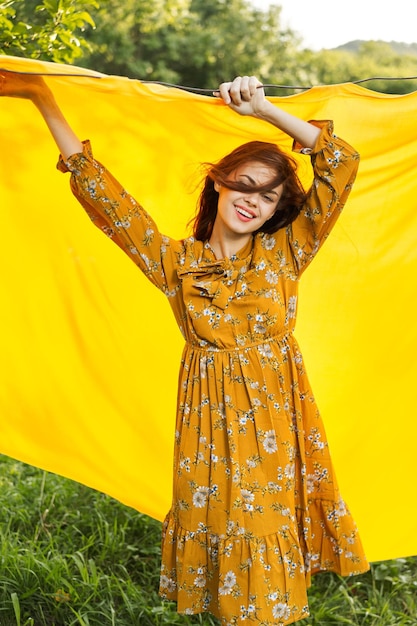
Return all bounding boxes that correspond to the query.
[56,140,94,173]
[292,120,334,155]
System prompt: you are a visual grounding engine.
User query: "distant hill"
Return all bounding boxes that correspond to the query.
[334,40,417,56]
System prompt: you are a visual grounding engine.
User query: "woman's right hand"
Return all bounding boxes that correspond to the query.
[0,71,47,100]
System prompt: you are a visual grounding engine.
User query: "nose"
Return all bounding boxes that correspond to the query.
[243,192,258,206]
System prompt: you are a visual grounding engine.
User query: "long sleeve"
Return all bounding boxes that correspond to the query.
[57,141,184,295]
[288,121,360,274]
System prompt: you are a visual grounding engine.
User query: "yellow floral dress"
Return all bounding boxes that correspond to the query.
[58,120,369,625]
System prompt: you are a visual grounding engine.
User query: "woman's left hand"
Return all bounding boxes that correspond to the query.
[214,75,267,117]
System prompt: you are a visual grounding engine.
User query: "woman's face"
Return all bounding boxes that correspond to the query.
[213,161,283,238]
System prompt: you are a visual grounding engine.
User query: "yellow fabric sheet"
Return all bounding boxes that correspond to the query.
[0,55,416,563]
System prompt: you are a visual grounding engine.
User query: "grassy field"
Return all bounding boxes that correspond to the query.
[0,455,416,626]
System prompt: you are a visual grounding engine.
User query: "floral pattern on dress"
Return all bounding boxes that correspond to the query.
[58,120,368,625]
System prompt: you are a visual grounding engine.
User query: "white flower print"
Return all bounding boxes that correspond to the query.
[263,430,278,454]
[194,575,206,588]
[265,269,278,285]
[327,149,342,168]
[192,486,209,508]
[139,252,151,268]
[219,571,238,596]
[210,484,219,496]
[219,585,232,596]
[267,481,281,493]
[258,343,273,358]
[240,603,256,619]
[337,499,348,517]
[306,474,316,494]
[262,235,276,250]
[287,295,297,319]
[223,570,237,588]
[241,488,255,506]
[272,602,291,620]
[160,575,176,592]
[284,463,295,479]
[160,574,169,588]
[179,457,191,473]
[87,177,97,194]
[114,219,131,229]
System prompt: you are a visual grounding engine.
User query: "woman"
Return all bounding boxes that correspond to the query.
[1,72,369,625]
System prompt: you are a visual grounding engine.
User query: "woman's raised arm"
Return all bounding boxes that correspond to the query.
[216,75,321,150]
[0,71,83,159]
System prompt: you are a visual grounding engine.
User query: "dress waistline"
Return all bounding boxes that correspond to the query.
[185,330,293,354]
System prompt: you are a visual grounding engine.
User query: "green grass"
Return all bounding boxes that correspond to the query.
[0,456,416,625]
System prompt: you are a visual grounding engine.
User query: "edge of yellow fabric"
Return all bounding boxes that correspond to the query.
[1,56,416,562]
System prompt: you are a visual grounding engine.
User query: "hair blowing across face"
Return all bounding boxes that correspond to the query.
[191,141,307,241]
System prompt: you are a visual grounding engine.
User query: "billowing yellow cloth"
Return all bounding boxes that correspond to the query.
[0,56,416,564]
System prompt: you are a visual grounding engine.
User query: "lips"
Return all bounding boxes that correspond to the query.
[235,204,256,220]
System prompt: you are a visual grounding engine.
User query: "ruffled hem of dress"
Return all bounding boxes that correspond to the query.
[160,513,310,624]
[159,498,369,625]
[296,497,370,585]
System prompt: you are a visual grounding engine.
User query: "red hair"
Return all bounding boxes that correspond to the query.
[191,141,307,241]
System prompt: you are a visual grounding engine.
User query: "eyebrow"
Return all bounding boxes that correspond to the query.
[239,174,280,196]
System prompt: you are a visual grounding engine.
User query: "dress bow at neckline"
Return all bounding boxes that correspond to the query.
[177,259,240,310]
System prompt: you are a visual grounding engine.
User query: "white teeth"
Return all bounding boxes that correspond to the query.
[236,207,254,219]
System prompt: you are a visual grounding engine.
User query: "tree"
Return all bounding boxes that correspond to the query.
[0,0,97,63]
[2,1,417,94]
[300,41,417,94]
[78,0,304,89]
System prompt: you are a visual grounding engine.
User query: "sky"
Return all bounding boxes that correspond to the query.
[252,0,417,50]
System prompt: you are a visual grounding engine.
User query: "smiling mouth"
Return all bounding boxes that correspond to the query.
[235,206,256,219]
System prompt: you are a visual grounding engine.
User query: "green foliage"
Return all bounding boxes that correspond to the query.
[0,456,219,625]
[74,0,417,93]
[1,0,417,93]
[302,41,417,94]
[1,455,417,625]
[0,0,98,63]
[77,0,303,88]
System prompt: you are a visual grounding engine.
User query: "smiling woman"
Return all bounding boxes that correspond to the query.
[212,161,283,254]
[193,139,307,255]
[0,71,368,625]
